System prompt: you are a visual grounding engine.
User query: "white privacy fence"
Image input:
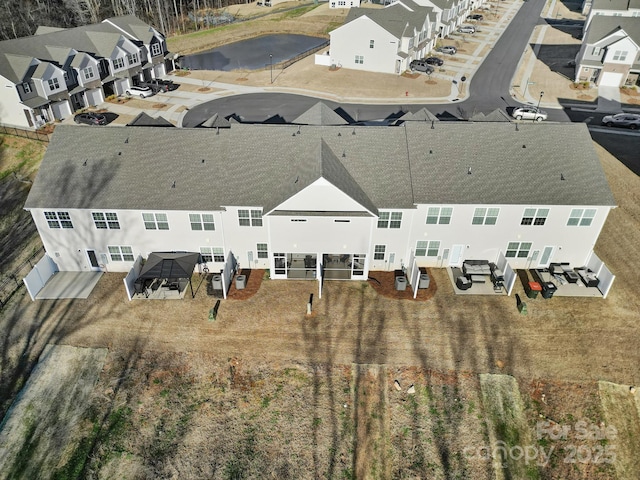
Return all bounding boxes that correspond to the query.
[23,255,58,301]
[587,252,615,299]
[123,255,144,301]
[497,252,517,296]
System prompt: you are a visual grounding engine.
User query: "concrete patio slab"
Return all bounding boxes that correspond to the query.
[35,271,103,299]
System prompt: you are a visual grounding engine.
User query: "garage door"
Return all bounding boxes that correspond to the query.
[51,100,72,120]
[153,63,165,78]
[114,79,129,96]
[599,72,623,87]
[86,88,103,106]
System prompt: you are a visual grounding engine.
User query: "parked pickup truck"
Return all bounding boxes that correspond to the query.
[138,79,177,93]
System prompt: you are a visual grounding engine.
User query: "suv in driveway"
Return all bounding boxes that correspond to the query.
[409,60,434,74]
[458,25,476,34]
[139,79,177,93]
[436,46,457,55]
[601,113,640,129]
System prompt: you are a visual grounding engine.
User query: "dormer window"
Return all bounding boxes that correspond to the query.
[82,67,94,80]
[127,52,139,65]
[22,83,31,94]
[151,43,162,56]
[47,78,60,91]
[113,57,125,70]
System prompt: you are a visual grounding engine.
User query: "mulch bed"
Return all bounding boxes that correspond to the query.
[367,268,437,301]
[226,268,265,300]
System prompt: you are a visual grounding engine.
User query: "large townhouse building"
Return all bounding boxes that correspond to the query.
[582,0,640,26]
[0,15,171,130]
[24,122,615,289]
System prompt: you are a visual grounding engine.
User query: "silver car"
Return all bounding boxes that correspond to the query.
[458,25,476,34]
[511,106,548,122]
[601,113,640,130]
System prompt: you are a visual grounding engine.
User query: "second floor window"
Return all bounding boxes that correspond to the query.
[44,211,73,229]
[378,211,402,229]
[92,212,120,229]
[521,208,549,226]
[82,67,94,80]
[472,207,499,225]
[612,50,627,61]
[22,82,31,93]
[142,212,169,230]
[238,209,262,227]
[426,207,452,224]
[189,213,215,230]
[567,208,596,226]
[151,43,162,56]
[127,52,139,65]
[355,55,364,64]
[47,78,60,91]
[370,40,375,48]
[113,57,125,70]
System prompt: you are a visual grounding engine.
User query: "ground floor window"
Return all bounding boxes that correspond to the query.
[200,246,224,263]
[505,241,532,258]
[108,246,134,262]
[374,245,386,260]
[257,243,268,259]
[416,240,440,257]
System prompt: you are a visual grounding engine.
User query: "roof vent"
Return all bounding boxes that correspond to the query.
[202,159,205,164]
[294,176,299,184]
[522,144,526,148]
[429,150,433,154]
[561,173,566,181]
[338,132,342,136]
[297,126,301,135]
[82,160,87,166]
[292,132,296,136]
[124,137,129,144]
[467,167,472,175]
[515,123,519,131]
[172,181,176,188]
[352,128,356,135]
[342,150,346,158]
[431,120,435,129]
[118,151,122,155]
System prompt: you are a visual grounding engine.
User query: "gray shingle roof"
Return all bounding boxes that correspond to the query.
[24,123,616,214]
[293,102,349,125]
[398,107,440,122]
[345,1,433,39]
[103,15,158,44]
[584,16,640,45]
[469,109,512,122]
[591,0,640,10]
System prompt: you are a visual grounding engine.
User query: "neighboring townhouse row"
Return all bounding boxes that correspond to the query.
[574,16,640,87]
[24,122,615,284]
[581,0,640,24]
[328,0,475,74]
[0,15,172,130]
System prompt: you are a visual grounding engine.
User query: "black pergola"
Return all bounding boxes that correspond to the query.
[137,252,200,298]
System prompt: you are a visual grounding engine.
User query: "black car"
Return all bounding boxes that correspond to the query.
[139,79,179,93]
[74,112,107,126]
[424,56,444,66]
[467,13,484,21]
[409,60,434,74]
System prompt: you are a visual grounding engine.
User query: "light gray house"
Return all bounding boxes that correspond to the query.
[574,16,640,86]
[329,0,438,74]
[24,121,615,297]
[0,15,172,130]
[582,0,640,25]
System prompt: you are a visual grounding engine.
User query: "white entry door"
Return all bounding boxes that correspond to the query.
[449,244,464,266]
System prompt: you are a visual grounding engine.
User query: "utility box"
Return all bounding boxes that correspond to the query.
[419,273,430,289]
[235,274,246,290]
[395,276,407,291]
[211,274,222,290]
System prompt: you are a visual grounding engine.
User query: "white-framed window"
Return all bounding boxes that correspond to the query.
[355,55,364,64]
[520,208,549,226]
[142,212,169,230]
[200,246,224,263]
[257,243,269,259]
[426,207,452,224]
[92,212,120,229]
[416,240,440,257]
[82,67,94,80]
[592,47,601,56]
[127,52,139,65]
[472,207,499,225]
[612,50,627,61]
[47,78,60,91]
[378,211,402,228]
[374,244,386,260]
[44,211,73,229]
[151,43,162,56]
[370,40,375,49]
[189,213,215,231]
[113,57,125,70]
[567,208,596,226]
[505,241,532,258]
[108,245,134,262]
[22,82,31,93]
[238,209,262,227]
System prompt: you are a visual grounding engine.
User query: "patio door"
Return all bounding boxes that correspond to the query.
[538,246,554,268]
[449,244,464,266]
[86,250,101,271]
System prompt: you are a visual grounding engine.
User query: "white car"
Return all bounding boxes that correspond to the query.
[126,85,154,98]
[511,106,548,122]
[458,25,476,34]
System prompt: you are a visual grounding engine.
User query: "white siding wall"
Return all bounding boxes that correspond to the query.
[330,17,400,74]
[0,74,33,129]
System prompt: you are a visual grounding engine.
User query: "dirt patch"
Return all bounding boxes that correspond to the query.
[0,345,107,480]
[367,269,437,301]
[598,381,640,479]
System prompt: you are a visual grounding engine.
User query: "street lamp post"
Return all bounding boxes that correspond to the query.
[270,54,273,84]
[534,91,544,122]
